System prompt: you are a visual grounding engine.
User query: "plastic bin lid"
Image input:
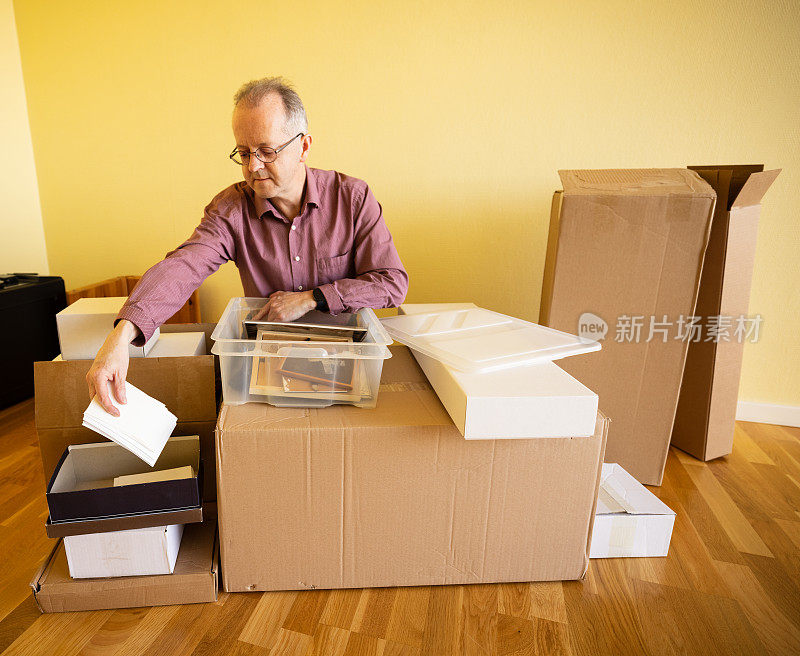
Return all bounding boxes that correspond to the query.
[380,307,601,373]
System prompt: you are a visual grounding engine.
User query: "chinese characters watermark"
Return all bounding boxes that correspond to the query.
[578,313,763,344]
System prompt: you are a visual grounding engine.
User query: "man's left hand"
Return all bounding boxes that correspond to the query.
[254,290,316,322]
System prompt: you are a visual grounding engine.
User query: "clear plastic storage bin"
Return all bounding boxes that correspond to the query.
[211,298,393,408]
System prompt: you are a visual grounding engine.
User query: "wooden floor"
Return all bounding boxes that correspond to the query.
[1,399,800,656]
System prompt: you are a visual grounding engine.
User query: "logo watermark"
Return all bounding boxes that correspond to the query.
[578,312,608,341]
[576,314,763,344]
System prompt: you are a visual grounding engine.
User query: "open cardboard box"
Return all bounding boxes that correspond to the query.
[45,436,202,538]
[34,323,219,500]
[672,166,781,460]
[31,506,219,613]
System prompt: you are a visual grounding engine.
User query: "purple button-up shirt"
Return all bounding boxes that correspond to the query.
[118,166,408,344]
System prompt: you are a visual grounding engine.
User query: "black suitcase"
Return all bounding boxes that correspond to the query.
[0,273,66,409]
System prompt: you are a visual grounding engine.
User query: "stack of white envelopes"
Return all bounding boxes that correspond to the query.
[83,381,177,466]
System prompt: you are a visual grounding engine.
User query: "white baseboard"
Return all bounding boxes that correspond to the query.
[736,401,800,428]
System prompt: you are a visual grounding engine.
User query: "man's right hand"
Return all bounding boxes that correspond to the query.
[86,319,139,417]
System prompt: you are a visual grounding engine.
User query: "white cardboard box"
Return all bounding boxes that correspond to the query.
[590,463,676,558]
[64,524,184,578]
[146,332,205,357]
[53,332,204,361]
[56,297,159,360]
[398,303,599,438]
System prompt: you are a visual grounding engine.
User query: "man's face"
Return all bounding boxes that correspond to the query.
[232,95,304,200]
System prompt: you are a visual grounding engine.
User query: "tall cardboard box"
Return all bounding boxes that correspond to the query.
[540,169,715,485]
[216,345,608,592]
[34,323,219,500]
[671,166,780,460]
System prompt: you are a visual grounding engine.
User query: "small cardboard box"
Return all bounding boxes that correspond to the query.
[31,509,218,612]
[540,169,716,485]
[672,166,781,461]
[34,323,218,500]
[45,436,202,535]
[216,345,608,592]
[399,303,599,438]
[56,297,160,360]
[65,524,184,578]
[590,463,676,558]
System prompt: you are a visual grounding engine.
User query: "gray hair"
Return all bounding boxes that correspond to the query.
[233,76,308,135]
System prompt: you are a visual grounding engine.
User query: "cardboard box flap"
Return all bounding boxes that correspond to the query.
[689,165,763,209]
[730,169,781,209]
[690,168,734,212]
[218,345,447,432]
[34,355,216,429]
[596,464,674,516]
[558,169,715,197]
[217,384,448,432]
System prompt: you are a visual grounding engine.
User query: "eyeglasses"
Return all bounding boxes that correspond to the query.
[229,133,304,165]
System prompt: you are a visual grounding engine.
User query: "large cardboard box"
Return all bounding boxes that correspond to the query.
[34,323,218,500]
[31,510,218,612]
[216,345,608,592]
[398,303,599,439]
[671,166,781,461]
[540,169,716,485]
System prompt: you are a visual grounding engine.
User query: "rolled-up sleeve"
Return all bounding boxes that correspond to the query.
[317,185,408,314]
[117,197,237,344]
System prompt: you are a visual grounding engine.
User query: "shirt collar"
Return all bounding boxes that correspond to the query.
[253,165,321,221]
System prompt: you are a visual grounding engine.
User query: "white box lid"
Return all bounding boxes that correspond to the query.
[596,463,675,516]
[57,296,126,316]
[380,306,600,373]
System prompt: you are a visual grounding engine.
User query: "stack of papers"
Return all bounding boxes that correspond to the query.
[83,381,178,466]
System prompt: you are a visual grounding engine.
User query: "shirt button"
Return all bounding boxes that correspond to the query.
[294,255,300,262]
[298,285,303,291]
[291,225,297,231]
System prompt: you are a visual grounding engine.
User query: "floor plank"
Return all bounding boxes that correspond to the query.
[1,398,798,655]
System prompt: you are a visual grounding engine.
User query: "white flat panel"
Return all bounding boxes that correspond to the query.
[384,306,600,373]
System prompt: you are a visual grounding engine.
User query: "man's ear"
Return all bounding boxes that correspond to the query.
[299,134,313,163]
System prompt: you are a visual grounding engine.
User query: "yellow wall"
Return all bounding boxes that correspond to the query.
[12,0,800,405]
[1,0,47,274]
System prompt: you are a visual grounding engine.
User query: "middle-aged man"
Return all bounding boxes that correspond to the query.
[87,76,408,415]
